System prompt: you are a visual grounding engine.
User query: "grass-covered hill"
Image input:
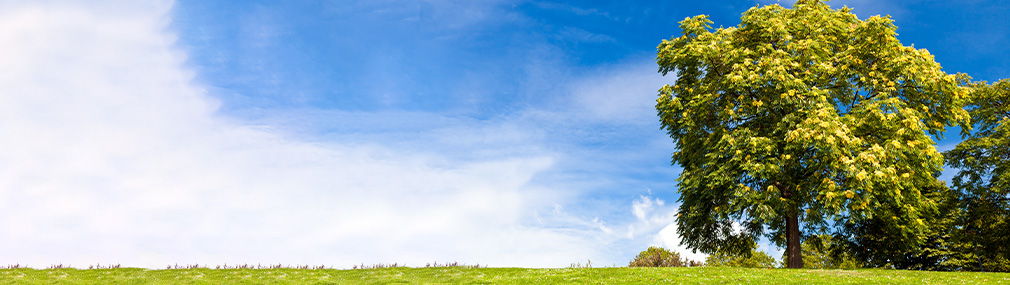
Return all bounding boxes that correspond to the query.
[2,266,1008,284]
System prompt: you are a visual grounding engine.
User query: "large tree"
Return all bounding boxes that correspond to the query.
[655,0,970,268]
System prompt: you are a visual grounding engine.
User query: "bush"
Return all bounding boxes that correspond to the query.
[629,246,700,267]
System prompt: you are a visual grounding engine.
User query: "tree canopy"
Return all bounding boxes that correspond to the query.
[655,0,970,268]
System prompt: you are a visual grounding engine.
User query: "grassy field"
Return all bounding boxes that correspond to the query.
[1,266,1008,284]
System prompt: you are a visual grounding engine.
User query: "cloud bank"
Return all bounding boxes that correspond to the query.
[0,0,698,268]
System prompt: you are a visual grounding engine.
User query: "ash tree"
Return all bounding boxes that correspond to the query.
[655,0,970,268]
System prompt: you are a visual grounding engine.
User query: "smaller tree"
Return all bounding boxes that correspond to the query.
[705,244,778,268]
[629,246,698,267]
[831,179,956,269]
[944,79,1010,272]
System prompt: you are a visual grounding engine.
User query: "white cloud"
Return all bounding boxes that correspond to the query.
[631,195,662,221]
[558,26,616,43]
[570,61,669,124]
[0,0,698,269]
[0,0,608,268]
[655,224,708,262]
[627,195,710,262]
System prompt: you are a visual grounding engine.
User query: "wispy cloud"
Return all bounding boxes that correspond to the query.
[532,2,616,20]
[569,61,668,124]
[631,196,709,262]
[0,0,572,268]
[0,0,702,269]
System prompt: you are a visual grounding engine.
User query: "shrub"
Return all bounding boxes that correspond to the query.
[629,246,698,267]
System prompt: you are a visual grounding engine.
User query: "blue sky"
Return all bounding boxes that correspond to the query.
[1,0,1007,268]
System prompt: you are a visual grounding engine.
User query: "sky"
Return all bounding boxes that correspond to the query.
[1,0,1008,269]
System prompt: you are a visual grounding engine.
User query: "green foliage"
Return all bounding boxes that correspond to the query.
[942,80,1010,272]
[629,246,689,267]
[833,181,958,270]
[706,244,779,268]
[655,0,969,264]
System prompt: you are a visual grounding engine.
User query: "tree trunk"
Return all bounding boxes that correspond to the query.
[786,212,803,268]
[779,181,803,269]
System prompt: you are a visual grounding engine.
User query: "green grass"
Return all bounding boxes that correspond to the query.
[1,267,1007,284]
